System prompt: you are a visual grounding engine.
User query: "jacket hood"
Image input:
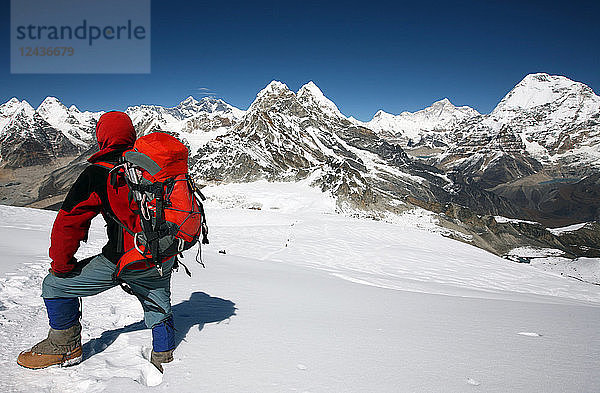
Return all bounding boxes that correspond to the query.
[88,111,136,163]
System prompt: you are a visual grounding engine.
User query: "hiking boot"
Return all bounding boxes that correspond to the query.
[17,322,82,369]
[150,349,174,373]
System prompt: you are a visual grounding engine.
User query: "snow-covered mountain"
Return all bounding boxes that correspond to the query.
[0,98,32,132]
[1,74,599,252]
[191,81,469,212]
[0,98,84,167]
[490,73,600,167]
[35,97,99,147]
[365,98,480,147]
[440,73,600,174]
[127,96,244,133]
[365,74,600,181]
[125,96,245,154]
[354,74,599,226]
[0,95,246,168]
[423,74,600,226]
[0,95,246,209]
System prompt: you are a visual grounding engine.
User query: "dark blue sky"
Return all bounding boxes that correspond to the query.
[2,0,599,120]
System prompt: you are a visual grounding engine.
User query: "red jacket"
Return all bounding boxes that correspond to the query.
[49,111,141,274]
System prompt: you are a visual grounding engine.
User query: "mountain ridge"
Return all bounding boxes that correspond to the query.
[1,73,598,260]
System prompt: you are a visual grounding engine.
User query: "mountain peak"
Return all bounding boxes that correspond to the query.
[297,81,324,98]
[181,96,198,105]
[4,97,20,106]
[517,73,580,90]
[494,73,599,114]
[521,72,553,83]
[7,100,35,119]
[433,98,452,106]
[37,96,65,111]
[297,81,345,119]
[1,98,24,115]
[40,96,61,104]
[372,109,395,120]
[199,96,219,103]
[258,81,290,96]
[249,81,293,111]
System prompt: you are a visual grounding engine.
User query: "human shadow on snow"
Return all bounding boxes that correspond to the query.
[82,291,236,360]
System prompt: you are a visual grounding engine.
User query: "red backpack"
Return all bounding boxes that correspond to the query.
[107,132,209,277]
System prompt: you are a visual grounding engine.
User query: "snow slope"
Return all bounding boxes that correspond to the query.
[0,183,599,392]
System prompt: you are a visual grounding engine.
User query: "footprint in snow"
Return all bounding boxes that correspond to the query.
[518,332,542,337]
[466,378,481,386]
[139,362,163,387]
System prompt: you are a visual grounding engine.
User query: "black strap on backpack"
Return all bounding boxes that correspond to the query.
[187,174,209,246]
[127,180,174,276]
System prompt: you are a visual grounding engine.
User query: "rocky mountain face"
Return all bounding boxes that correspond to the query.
[1,73,598,259]
[190,81,521,219]
[0,96,242,207]
[439,74,600,179]
[0,98,90,168]
[366,74,599,169]
[192,81,436,208]
[364,73,600,227]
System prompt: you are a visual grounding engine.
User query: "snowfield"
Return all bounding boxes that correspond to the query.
[0,182,599,392]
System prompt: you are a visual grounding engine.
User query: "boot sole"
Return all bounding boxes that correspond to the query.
[61,354,83,367]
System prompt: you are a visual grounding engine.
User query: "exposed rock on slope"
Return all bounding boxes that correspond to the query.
[1,74,598,259]
[191,81,520,217]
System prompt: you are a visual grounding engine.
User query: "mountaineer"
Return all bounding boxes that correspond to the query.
[17,112,179,372]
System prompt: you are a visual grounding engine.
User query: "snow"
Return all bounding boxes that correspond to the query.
[2,94,243,154]
[0,205,57,276]
[531,257,600,285]
[178,127,230,155]
[466,377,481,386]
[507,247,565,258]
[0,99,36,138]
[35,97,97,146]
[493,73,598,112]
[517,332,542,337]
[365,98,479,142]
[1,183,600,392]
[548,222,589,235]
[254,80,291,100]
[124,96,245,156]
[181,96,198,105]
[485,73,600,164]
[297,81,345,119]
[494,216,539,225]
[519,132,548,157]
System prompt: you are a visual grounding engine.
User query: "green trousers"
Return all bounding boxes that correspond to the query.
[41,254,173,328]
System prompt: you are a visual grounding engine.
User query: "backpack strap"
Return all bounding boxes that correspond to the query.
[104,209,136,236]
[126,179,175,276]
[93,160,129,191]
[186,175,209,245]
[92,161,115,170]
